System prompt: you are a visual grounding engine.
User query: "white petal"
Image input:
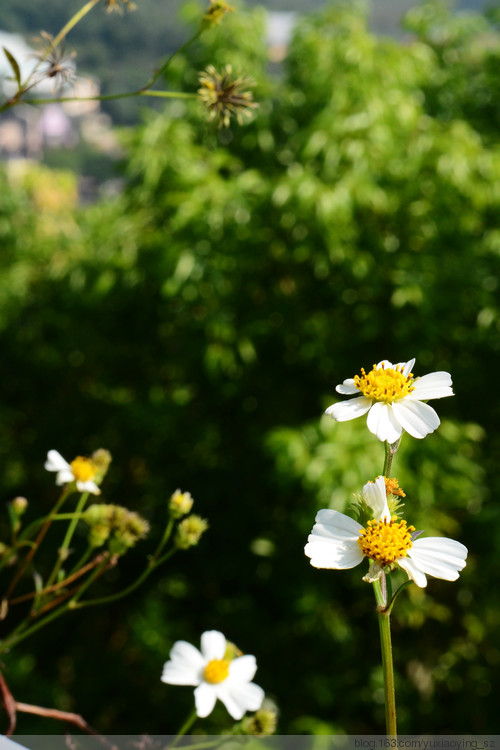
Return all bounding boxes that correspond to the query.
[410,371,454,400]
[45,450,70,472]
[409,537,467,581]
[215,681,265,720]
[55,469,75,485]
[194,683,217,718]
[376,360,394,369]
[398,556,428,588]
[200,630,226,661]
[336,379,359,395]
[161,641,205,686]
[392,399,440,439]
[229,654,257,682]
[401,358,416,377]
[305,538,365,569]
[362,476,391,522]
[366,402,402,443]
[313,509,363,535]
[76,480,101,495]
[325,396,372,422]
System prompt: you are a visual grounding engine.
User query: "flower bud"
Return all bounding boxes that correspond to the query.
[175,515,209,549]
[238,700,278,736]
[169,489,194,519]
[11,497,28,516]
[201,0,233,30]
[91,449,113,484]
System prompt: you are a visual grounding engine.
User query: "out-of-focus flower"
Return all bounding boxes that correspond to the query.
[91,449,113,484]
[161,629,264,719]
[175,515,208,549]
[169,489,194,519]
[198,64,258,128]
[45,450,101,495]
[201,0,234,29]
[101,0,136,13]
[83,504,150,552]
[305,476,467,588]
[326,358,453,443]
[33,32,76,92]
[238,699,278,735]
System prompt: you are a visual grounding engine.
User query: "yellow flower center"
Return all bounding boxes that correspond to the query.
[204,658,230,684]
[358,518,415,565]
[70,456,97,483]
[354,364,414,402]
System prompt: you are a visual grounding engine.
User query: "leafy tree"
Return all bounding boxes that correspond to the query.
[0,1,499,735]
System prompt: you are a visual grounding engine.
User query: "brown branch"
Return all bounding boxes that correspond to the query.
[9,554,107,607]
[0,669,17,735]
[15,702,117,749]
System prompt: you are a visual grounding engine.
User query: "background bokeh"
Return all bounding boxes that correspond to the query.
[0,0,499,736]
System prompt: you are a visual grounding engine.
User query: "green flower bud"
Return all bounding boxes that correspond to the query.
[175,515,209,550]
[11,497,28,516]
[169,489,194,519]
[238,700,278,736]
[91,449,113,484]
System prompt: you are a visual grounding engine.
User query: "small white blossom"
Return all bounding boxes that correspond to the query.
[305,476,467,588]
[161,630,264,719]
[44,450,101,495]
[326,357,453,443]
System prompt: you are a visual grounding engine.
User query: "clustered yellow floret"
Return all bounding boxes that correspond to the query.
[358,518,415,565]
[354,364,415,402]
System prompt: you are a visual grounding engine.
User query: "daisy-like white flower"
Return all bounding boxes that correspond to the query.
[44,450,101,495]
[161,630,264,720]
[304,476,467,588]
[326,358,453,443]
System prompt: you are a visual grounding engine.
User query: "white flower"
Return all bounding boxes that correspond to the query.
[161,630,265,720]
[304,476,467,588]
[44,450,101,495]
[325,358,453,443]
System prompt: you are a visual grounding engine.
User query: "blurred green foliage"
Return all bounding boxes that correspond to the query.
[0,0,500,736]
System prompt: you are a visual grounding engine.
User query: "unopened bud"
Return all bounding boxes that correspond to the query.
[201,0,233,29]
[11,497,28,516]
[175,515,209,549]
[169,489,194,519]
[238,700,278,736]
[91,449,113,484]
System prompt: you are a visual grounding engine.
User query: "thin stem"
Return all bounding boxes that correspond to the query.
[373,579,397,736]
[170,709,198,748]
[384,579,413,616]
[383,437,401,477]
[44,492,89,592]
[3,488,71,603]
[50,0,101,52]
[71,547,176,609]
[142,30,203,91]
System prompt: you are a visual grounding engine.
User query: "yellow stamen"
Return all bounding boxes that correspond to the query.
[384,477,406,498]
[204,658,230,684]
[354,363,414,402]
[70,456,97,483]
[358,518,415,565]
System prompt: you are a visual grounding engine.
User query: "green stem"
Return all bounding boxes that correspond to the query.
[383,437,401,477]
[142,30,203,91]
[44,493,89,592]
[0,599,70,654]
[373,579,397,736]
[50,0,101,52]
[170,709,198,747]
[71,548,176,609]
[3,488,71,602]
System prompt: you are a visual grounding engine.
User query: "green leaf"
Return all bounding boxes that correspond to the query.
[3,47,22,88]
